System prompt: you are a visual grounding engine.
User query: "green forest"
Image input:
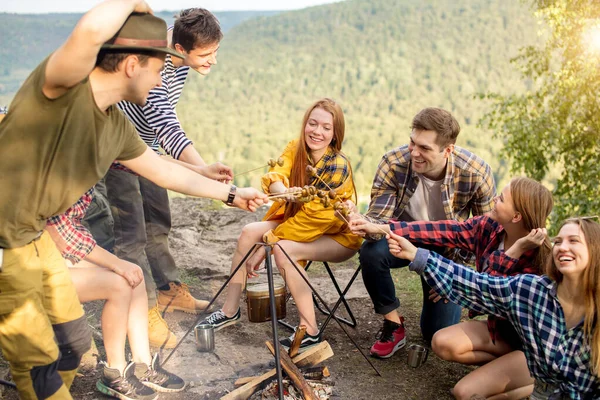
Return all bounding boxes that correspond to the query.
[1,0,541,206]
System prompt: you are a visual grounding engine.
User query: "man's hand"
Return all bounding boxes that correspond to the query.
[133,0,153,14]
[387,232,417,262]
[199,162,233,183]
[232,187,268,212]
[112,259,144,288]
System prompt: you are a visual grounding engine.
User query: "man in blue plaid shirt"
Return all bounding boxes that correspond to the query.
[351,107,496,358]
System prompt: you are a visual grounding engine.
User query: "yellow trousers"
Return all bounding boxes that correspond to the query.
[0,231,90,399]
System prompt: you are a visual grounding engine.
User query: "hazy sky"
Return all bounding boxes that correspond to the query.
[1,0,345,14]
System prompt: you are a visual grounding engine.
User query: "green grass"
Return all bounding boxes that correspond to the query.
[179,268,204,288]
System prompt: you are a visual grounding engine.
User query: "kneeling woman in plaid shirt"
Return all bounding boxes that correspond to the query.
[388,217,600,399]
[200,98,362,350]
[46,189,185,400]
[351,177,553,399]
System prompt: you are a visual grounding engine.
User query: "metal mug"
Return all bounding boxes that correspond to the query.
[407,344,429,368]
[194,323,215,352]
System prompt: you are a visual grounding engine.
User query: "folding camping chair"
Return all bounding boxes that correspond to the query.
[278,261,362,333]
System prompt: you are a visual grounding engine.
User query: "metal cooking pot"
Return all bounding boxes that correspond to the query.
[246,282,287,323]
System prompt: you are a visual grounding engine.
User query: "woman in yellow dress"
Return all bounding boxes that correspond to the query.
[201,98,362,350]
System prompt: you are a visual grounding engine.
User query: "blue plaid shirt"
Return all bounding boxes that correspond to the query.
[410,249,600,400]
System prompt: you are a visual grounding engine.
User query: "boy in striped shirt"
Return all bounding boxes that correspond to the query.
[100,8,229,348]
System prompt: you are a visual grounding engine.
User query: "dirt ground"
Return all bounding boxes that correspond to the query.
[0,198,473,400]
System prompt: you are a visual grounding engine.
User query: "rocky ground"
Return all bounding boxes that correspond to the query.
[0,197,473,399]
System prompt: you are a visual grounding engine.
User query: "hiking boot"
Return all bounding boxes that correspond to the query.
[135,354,186,393]
[158,282,210,314]
[370,317,406,358]
[199,308,241,331]
[148,305,177,349]
[280,329,322,352]
[96,361,157,400]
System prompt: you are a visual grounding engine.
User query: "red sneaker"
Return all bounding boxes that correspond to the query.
[370,317,406,358]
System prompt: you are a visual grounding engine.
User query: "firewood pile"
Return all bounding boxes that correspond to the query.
[250,375,333,400]
[222,326,335,400]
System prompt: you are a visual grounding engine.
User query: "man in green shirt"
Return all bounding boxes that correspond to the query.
[0,1,266,398]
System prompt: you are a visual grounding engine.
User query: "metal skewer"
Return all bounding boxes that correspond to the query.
[236,157,284,177]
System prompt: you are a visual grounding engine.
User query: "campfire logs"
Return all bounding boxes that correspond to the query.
[222,327,334,400]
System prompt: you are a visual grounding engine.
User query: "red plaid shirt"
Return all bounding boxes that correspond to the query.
[389,215,539,276]
[390,215,541,344]
[45,188,96,264]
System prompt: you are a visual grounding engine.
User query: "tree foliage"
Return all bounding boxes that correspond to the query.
[482,0,600,226]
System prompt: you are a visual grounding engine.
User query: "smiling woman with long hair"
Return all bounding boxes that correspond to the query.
[200,98,362,350]
[387,217,600,399]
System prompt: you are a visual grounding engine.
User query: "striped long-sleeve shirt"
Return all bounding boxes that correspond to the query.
[116,53,192,161]
[411,248,600,399]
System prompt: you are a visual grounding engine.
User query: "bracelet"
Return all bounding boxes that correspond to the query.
[224,185,237,206]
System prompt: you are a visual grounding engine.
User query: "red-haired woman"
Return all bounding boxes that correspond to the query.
[201,98,362,350]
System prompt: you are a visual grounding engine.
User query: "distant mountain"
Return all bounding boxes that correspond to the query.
[0,10,280,100]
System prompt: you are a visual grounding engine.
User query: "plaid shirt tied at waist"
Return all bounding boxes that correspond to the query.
[46,188,96,264]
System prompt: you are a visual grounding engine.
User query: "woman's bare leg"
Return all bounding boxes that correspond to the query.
[126,278,152,365]
[221,221,279,316]
[432,320,513,365]
[453,350,534,400]
[273,237,356,336]
[69,263,133,373]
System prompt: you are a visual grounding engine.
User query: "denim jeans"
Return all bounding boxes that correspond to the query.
[531,380,568,400]
[82,179,114,253]
[359,238,462,343]
[104,168,179,307]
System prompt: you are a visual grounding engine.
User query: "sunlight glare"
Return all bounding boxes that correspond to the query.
[584,24,600,53]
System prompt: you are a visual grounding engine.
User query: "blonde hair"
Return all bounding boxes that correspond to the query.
[510,177,553,270]
[546,218,600,376]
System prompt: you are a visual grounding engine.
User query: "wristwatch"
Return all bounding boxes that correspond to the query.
[225,185,237,206]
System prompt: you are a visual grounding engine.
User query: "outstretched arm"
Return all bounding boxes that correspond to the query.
[387,232,516,318]
[120,148,267,211]
[43,0,152,99]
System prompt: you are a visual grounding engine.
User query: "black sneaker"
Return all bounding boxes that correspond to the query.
[135,353,186,393]
[96,361,157,400]
[280,329,322,352]
[199,308,241,331]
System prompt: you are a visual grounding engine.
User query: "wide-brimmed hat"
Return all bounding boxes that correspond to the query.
[101,12,183,58]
